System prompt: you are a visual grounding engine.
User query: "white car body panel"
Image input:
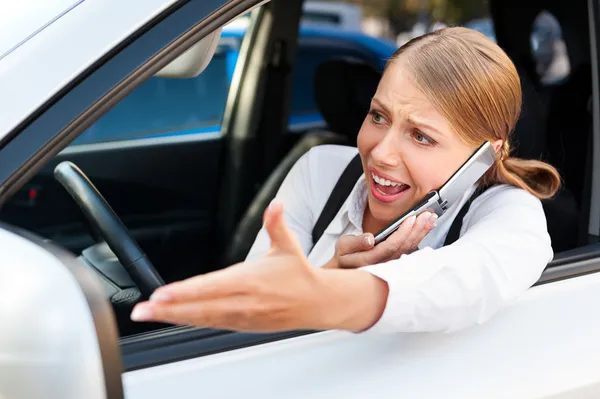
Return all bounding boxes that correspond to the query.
[0,0,178,141]
[124,273,600,398]
[0,0,82,58]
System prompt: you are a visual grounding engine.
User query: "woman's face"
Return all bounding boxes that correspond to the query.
[357,62,478,226]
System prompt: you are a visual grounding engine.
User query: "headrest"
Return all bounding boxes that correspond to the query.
[155,28,222,79]
[314,58,381,142]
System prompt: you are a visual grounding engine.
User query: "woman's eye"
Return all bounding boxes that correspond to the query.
[413,130,433,145]
[370,111,386,124]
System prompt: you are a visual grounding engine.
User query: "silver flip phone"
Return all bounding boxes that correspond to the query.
[373,141,497,245]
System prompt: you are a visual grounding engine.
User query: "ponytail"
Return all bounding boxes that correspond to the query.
[386,27,562,200]
[484,141,561,200]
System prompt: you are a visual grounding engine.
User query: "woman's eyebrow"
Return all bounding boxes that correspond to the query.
[371,98,446,137]
[408,116,445,137]
[370,98,391,114]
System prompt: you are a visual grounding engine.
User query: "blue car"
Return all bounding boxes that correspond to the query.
[74,25,397,145]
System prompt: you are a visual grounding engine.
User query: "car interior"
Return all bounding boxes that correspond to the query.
[492,0,593,256]
[0,0,595,336]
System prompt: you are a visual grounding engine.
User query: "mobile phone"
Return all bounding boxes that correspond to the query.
[373,141,497,245]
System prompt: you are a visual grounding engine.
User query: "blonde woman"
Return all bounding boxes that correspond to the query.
[131,27,560,334]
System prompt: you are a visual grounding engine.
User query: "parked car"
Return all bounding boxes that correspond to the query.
[73,24,396,145]
[0,0,599,398]
[302,1,363,31]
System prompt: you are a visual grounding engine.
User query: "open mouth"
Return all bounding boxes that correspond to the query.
[370,170,410,203]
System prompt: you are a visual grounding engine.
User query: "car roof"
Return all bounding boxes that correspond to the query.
[0,0,83,61]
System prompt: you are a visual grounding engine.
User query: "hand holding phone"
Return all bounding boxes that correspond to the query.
[374,142,496,245]
[326,210,438,269]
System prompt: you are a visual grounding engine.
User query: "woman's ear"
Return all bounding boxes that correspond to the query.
[491,139,503,153]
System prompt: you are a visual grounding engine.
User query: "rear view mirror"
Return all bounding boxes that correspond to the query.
[0,228,123,399]
[154,28,222,79]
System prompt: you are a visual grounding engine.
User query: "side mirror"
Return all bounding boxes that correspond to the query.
[0,227,124,399]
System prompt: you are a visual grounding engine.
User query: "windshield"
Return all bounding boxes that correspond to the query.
[0,0,83,60]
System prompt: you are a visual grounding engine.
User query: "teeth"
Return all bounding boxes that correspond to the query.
[371,172,402,187]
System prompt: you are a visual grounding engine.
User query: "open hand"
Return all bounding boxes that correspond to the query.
[326,211,437,269]
[129,202,388,332]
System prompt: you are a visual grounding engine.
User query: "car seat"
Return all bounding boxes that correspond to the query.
[490,0,584,254]
[513,68,581,254]
[223,58,381,265]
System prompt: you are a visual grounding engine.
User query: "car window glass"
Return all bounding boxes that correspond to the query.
[73,49,230,145]
[531,11,570,85]
[71,26,244,146]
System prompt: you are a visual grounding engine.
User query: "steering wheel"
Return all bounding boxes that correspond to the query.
[53,161,164,300]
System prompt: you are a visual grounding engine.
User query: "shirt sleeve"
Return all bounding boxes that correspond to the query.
[359,185,554,334]
[244,150,316,262]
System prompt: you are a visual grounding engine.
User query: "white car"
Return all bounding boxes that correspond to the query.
[0,0,599,398]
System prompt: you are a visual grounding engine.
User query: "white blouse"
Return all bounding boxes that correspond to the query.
[246,145,554,333]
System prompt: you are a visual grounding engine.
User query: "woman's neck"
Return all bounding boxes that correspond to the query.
[362,206,388,235]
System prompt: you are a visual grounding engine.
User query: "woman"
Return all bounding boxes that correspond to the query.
[131,27,559,333]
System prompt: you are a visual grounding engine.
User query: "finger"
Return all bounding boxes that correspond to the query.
[131,298,279,332]
[131,299,217,327]
[148,265,250,303]
[339,216,416,267]
[367,214,418,261]
[402,211,437,251]
[336,233,374,255]
[264,200,304,255]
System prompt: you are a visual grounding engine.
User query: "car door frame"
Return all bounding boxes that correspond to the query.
[214,0,304,247]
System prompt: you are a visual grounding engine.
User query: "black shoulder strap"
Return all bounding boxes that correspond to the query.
[443,185,490,246]
[312,154,490,247]
[312,153,363,245]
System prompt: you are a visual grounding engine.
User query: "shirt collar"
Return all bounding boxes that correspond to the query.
[323,174,368,236]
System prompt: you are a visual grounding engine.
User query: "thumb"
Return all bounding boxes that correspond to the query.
[264,201,304,255]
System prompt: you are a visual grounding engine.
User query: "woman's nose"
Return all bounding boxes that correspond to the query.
[371,132,402,167]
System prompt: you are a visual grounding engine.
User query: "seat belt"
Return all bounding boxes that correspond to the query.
[311,153,489,247]
[312,154,363,244]
[443,185,489,246]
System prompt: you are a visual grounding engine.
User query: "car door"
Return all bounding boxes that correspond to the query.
[119,270,600,398]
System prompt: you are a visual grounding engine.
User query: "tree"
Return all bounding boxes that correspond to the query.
[318,0,489,36]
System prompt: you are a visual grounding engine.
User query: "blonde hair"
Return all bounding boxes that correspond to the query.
[386,27,560,199]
